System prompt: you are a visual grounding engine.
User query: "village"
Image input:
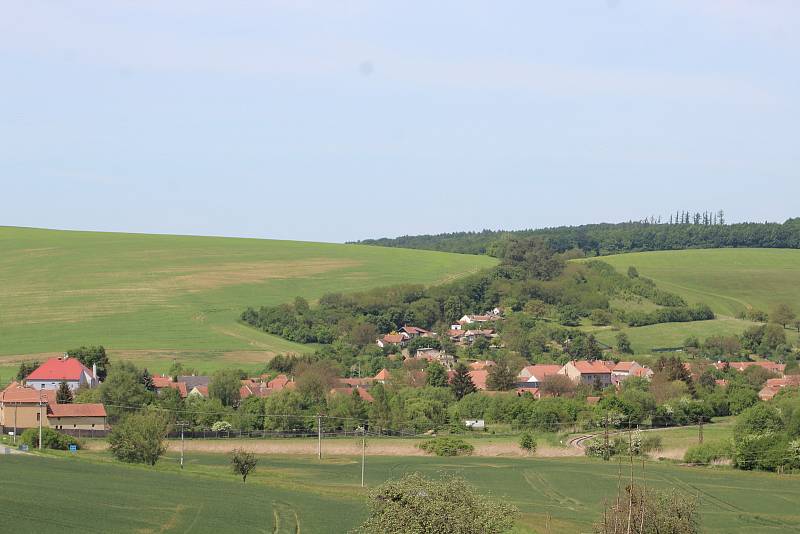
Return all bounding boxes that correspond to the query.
[2,307,794,440]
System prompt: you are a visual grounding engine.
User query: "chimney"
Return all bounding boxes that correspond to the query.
[93,363,97,379]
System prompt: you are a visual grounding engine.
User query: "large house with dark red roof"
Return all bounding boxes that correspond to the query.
[0,382,107,433]
[560,360,613,387]
[25,356,99,391]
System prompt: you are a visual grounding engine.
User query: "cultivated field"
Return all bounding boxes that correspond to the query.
[0,227,495,382]
[3,451,799,533]
[580,249,800,353]
[600,249,800,317]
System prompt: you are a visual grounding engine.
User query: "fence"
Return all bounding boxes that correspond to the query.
[166,428,416,440]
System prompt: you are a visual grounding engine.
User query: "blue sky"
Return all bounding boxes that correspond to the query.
[1,1,798,242]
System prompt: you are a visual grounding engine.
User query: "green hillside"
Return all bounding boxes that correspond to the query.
[4,452,800,533]
[586,249,800,353]
[0,227,495,377]
[600,249,800,316]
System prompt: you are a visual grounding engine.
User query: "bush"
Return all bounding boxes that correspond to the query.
[418,437,474,457]
[353,473,517,534]
[108,411,170,466]
[519,432,537,454]
[641,434,663,454]
[20,428,80,451]
[594,484,700,534]
[211,421,232,432]
[684,441,733,465]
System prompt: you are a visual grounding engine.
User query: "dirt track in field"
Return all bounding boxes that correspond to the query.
[85,439,583,458]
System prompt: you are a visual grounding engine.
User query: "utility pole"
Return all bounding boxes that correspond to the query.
[38,395,44,450]
[603,412,610,461]
[360,427,366,488]
[177,421,189,469]
[13,403,18,445]
[317,414,323,460]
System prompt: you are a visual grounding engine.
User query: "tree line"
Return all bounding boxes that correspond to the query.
[353,217,800,257]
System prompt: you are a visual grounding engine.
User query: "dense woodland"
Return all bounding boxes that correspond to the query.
[354,215,800,256]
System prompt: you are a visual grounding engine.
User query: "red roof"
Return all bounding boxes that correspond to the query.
[401,325,431,335]
[571,361,612,374]
[49,403,106,418]
[468,370,489,390]
[469,360,496,370]
[26,357,94,382]
[716,361,786,374]
[191,385,209,397]
[152,375,173,388]
[0,382,54,404]
[374,369,391,381]
[613,361,637,372]
[381,333,406,344]
[519,364,562,380]
[268,374,290,390]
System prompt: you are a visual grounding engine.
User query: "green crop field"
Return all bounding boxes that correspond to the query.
[579,249,800,353]
[600,249,800,317]
[0,227,495,382]
[3,451,800,533]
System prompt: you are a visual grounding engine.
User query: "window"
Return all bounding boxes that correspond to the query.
[36,413,40,421]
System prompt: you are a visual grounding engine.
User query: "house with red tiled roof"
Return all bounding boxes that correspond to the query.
[468,370,489,390]
[0,382,106,433]
[189,385,209,398]
[48,403,108,431]
[611,361,653,384]
[516,364,562,388]
[560,360,613,387]
[469,360,496,371]
[715,361,785,376]
[758,376,800,401]
[399,325,433,338]
[374,369,391,384]
[267,374,294,391]
[25,356,98,391]
[461,329,495,345]
[376,332,409,348]
[458,314,494,325]
[152,375,188,398]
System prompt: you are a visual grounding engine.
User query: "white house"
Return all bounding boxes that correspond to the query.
[24,356,98,391]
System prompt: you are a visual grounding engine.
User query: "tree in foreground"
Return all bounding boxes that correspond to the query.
[594,484,700,534]
[108,411,169,466]
[450,363,477,400]
[353,473,517,534]
[230,448,258,483]
[56,381,73,404]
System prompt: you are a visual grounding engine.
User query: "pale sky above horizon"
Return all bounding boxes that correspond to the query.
[2,1,798,243]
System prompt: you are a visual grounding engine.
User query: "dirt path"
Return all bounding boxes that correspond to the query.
[85,438,582,458]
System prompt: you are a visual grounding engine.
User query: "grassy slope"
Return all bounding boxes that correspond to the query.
[581,249,800,353]
[3,451,800,533]
[0,227,495,379]
[600,249,800,316]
